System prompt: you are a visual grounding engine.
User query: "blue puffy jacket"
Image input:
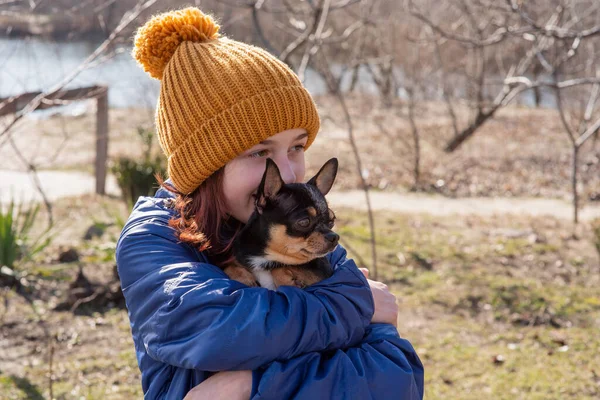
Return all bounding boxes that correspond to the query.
[115,183,424,399]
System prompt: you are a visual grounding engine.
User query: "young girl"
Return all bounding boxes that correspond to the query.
[116,7,424,399]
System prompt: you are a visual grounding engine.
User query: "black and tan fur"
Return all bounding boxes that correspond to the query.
[223,158,339,289]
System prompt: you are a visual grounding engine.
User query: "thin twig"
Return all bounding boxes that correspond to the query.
[298,0,332,82]
[338,237,368,269]
[432,30,459,136]
[320,50,378,280]
[8,135,54,227]
[554,71,579,224]
[48,335,54,400]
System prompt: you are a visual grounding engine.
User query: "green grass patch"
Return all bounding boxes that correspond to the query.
[335,208,600,399]
[0,375,44,400]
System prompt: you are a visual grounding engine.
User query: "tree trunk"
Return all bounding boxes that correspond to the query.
[572,145,579,224]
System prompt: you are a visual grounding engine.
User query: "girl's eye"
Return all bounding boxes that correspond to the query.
[250,149,269,158]
[290,144,305,153]
[296,218,310,228]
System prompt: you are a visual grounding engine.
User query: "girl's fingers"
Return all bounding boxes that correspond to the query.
[359,268,369,278]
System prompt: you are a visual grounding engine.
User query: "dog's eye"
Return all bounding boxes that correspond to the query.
[296,218,311,228]
[327,209,336,228]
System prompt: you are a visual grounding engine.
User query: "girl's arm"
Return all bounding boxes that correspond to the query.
[186,324,424,400]
[116,217,374,371]
[251,324,424,400]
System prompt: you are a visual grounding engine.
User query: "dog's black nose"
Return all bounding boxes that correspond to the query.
[324,232,339,245]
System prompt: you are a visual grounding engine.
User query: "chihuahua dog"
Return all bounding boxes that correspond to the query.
[223,158,339,290]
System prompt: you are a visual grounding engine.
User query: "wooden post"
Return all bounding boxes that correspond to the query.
[95,88,109,195]
[0,85,110,195]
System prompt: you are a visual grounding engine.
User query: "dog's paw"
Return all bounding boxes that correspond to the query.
[272,267,320,289]
[271,268,301,288]
[271,267,300,287]
[223,264,259,287]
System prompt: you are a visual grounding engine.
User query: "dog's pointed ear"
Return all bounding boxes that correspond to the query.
[256,158,284,212]
[307,158,338,196]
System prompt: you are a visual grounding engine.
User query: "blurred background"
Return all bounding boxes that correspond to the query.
[1,0,599,399]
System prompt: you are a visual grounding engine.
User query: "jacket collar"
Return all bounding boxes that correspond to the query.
[154,178,177,199]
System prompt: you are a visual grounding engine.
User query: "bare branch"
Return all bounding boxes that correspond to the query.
[298,0,332,82]
[408,0,522,47]
[504,76,600,90]
[406,86,421,189]
[576,116,600,147]
[554,74,577,144]
[507,0,600,39]
[251,0,278,55]
[322,20,362,44]
[431,31,459,136]
[8,135,54,227]
[582,73,600,127]
[280,19,315,63]
[319,47,378,280]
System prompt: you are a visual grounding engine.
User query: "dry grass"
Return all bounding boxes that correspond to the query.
[1,192,599,399]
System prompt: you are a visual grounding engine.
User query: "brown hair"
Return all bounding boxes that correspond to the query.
[155,169,242,266]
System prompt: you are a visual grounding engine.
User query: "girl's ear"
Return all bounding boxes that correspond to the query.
[307,158,338,196]
[256,158,284,212]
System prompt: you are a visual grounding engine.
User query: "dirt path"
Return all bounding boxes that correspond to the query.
[0,170,120,205]
[2,169,599,221]
[327,190,600,221]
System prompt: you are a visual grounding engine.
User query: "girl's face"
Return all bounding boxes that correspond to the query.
[223,128,308,223]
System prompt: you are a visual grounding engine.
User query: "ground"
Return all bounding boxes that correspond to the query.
[1,193,599,399]
[1,96,600,399]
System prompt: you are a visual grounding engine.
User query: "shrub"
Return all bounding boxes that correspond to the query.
[110,127,166,207]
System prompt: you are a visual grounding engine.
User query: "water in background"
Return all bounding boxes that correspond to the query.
[0,37,556,119]
[1,37,160,116]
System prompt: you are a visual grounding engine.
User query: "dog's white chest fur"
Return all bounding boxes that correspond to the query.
[253,270,276,290]
[247,256,277,290]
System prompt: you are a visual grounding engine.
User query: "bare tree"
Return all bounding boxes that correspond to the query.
[405,0,600,222]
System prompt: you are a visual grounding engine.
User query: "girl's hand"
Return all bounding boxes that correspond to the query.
[184,370,252,400]
[359,268,398,327]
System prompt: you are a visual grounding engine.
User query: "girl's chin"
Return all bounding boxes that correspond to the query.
[242,198,256,222]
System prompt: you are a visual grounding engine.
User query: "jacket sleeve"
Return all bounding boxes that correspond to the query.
[250,324,425,400]
[115,221,374,372]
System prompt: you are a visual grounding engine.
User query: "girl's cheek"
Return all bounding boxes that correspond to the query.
[250,165,265,191]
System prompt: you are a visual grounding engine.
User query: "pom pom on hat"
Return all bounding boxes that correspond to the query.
[132,7,220,80]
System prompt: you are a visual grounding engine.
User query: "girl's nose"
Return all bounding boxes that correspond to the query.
[275,157,297,184]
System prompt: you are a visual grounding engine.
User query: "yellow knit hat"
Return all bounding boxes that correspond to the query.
[132,7,320,195]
